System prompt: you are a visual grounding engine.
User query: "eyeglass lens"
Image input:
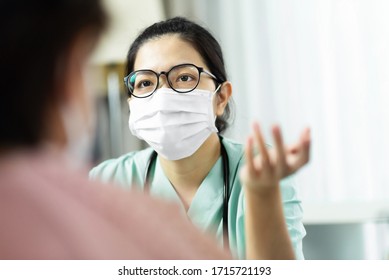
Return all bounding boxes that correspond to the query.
[128,64,200,97]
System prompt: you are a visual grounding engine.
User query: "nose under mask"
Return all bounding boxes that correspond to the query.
[128,87,219,160]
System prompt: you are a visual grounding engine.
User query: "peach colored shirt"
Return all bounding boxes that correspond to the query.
[0,149,229,260]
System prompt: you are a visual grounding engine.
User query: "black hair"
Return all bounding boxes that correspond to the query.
[0,0,107,148]
[126,17,234,134]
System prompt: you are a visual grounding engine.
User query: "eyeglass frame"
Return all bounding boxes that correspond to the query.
[124,63,222,98]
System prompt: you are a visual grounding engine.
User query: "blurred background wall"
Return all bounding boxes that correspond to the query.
[91,0,389,259]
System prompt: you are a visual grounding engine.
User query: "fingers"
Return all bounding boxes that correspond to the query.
[252,122,270,166]
[245,136,257,176]
[301,127,311,148]
[297,127,311,166]
[246,122,311,180]
[286,127,311,172]
[272,125,287,168]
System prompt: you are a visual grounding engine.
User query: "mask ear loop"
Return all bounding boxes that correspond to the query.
[213,83,222,95]
[213,83,223,125]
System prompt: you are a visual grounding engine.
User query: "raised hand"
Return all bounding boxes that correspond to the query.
[240,122,310,193]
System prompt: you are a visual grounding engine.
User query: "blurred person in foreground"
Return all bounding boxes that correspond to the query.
[0,0,229,259]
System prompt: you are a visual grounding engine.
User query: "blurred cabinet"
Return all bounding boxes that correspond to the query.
[303,202,389,260]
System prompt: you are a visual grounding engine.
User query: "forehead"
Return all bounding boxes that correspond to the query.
[133,34,207,72]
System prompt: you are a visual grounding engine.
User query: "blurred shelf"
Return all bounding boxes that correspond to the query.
[302,201,389,225]
[91,0,164,64]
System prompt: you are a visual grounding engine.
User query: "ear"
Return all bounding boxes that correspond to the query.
[215,81,232,116]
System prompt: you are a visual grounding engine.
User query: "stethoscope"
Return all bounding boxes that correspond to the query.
[143,136,231,249]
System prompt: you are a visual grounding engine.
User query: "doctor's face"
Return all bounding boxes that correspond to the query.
[132,34,217,95]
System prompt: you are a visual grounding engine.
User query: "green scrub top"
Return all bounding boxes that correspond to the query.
[90,137,306,259]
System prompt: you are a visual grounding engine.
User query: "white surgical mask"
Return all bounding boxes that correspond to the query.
[128,86,220,160]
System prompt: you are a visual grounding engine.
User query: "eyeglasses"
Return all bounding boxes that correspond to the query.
[124,63,220,98]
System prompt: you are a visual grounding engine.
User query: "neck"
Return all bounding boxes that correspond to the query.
[159,133,221,208]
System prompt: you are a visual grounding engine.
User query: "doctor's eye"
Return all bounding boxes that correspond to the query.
[172,73,198,90]
[177,74,196,82]
[136,80,154,89]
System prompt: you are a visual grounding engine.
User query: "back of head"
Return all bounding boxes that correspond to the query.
[126,17,233,133]
[0,0,107,149]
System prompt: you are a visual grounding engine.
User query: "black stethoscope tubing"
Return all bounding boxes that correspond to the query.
[144,136,231,249]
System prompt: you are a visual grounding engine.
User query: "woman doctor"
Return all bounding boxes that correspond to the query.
[90,17,310,259]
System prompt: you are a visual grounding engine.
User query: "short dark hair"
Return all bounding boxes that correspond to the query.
[0,0,107,148]
[126,17,234,134]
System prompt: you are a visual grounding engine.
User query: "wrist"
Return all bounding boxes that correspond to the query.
[244,183,281,198]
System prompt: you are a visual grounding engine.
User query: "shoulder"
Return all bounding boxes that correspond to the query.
[0,152,227,259]
[89,147,155,187]
[91,147,154,173]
